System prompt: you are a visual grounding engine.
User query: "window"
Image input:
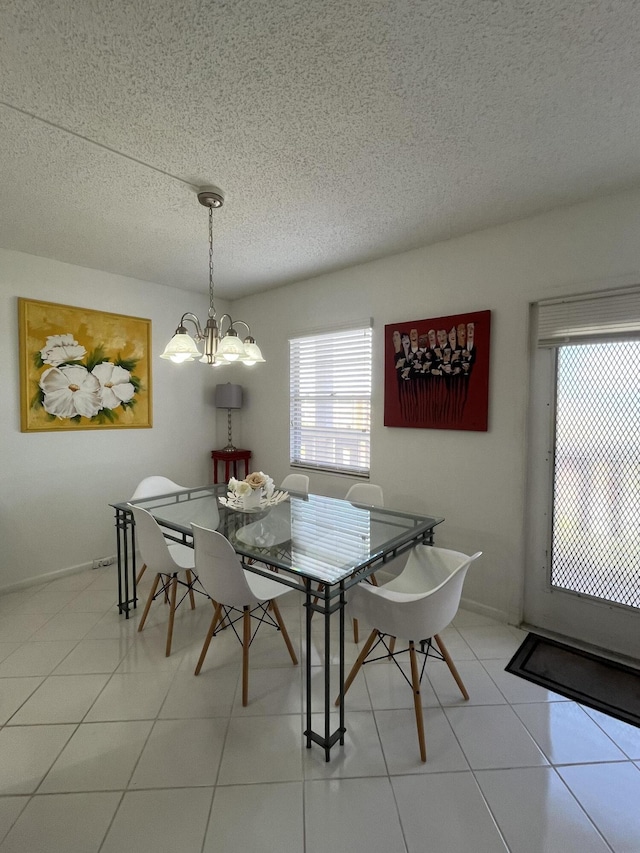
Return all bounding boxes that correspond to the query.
[290,325,372,476]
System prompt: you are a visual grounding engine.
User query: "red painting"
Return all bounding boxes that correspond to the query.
[384,310,491,431]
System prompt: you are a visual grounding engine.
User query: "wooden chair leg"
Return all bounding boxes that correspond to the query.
[434,633,469,700]
[138,572,161,632]
[195,601,223,675]
[136,554,170,601]
[270,599,298,665]
[242,607,251,706]
[409,641,427,762]
[165,574,178,657]
[388,636,396,658]
[352,574,377,643]
[186,569,196,610]
[216,604,229,631]
[335,628,378,706]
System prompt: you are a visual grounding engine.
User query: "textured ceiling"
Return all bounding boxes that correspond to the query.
[1,0,640,298]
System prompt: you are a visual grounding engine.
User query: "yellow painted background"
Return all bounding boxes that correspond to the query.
[19,298,152,431]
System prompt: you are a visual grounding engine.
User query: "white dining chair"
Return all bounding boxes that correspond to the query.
[345,483,384,642]
[337,545,482,761]
[129,504,201,657]
[280,473,310,493]
[191,523,298,706]
[130,476,189,584]
[345,482,384,507]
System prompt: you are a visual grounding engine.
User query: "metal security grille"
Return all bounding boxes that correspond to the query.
[551,342,640,607]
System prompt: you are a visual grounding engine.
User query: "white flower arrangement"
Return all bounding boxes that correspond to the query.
[33,333,140,424]
[226,471,281,510]
[229,471,274,498]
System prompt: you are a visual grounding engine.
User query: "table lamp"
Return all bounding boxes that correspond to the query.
[215,383,243,452]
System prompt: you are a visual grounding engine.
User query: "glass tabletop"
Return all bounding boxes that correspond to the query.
[118,484,443,586]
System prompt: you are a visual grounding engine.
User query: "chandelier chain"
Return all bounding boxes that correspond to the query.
[208,205,215,319]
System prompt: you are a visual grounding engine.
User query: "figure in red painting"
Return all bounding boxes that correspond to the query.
[456,323,466,349]
[461,322,475,374]
[388,316,480,426]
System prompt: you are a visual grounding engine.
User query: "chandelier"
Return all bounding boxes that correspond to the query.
[160,189,265,366]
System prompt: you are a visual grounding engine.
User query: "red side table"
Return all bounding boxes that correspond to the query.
[211,449,252,484]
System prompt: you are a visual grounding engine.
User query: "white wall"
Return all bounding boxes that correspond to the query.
[3,188,640,615]
[232,188,640,624]
[0,249,234,591]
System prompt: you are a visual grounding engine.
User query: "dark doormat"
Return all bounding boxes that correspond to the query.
[506,633,640,728]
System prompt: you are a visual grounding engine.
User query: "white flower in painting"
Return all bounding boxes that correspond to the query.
[91,362,135,409]
[39,365,102,419]
[40,334,87,367]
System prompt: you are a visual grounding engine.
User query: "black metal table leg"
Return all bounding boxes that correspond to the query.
[116,508,123,615]
[115,507,137,618]
[323,581,331,761]
[339,581,346,744]
[304,580,313,750]
[302,578,347,761]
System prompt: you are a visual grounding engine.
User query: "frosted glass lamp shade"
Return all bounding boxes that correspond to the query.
[242,340,265,365]
[160,332,200,362]
[217,332,248,361]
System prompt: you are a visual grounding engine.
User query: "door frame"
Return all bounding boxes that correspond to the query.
[523,344,640,661]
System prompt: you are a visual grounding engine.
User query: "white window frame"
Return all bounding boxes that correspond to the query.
[289,324,372,476]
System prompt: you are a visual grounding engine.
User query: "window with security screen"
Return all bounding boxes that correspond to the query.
[289,325,372,476]
[551,341,640,607]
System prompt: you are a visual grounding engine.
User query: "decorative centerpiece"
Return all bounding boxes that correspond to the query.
[220,471,290,512]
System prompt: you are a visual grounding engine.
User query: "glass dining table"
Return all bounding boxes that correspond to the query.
[111,484,444,760]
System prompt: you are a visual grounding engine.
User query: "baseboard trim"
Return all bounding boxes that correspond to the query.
[1,568,518,632]
[0,561,95,596]
[459,595,513,626]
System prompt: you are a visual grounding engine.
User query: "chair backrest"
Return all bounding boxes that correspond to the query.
[349,546,482,641]
[131,476,188,501]
[128,504,186,575]
[345,483,384,507]
[191,523,257,609]
[280,473,309,493]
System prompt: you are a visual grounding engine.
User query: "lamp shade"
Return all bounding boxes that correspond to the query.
[217,333,248,361]
[215,383,243,409]
[242,340,265,365]
[159,332,201,362]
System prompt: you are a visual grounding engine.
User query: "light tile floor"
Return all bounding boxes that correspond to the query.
[0,566,639,852]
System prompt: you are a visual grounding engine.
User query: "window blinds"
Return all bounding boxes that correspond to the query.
[289,498,371,582]
[290,325,372,476]
[537,287,640,347]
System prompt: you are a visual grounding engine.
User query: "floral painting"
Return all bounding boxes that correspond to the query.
[384,309,491,431]
[18,298,152,432]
